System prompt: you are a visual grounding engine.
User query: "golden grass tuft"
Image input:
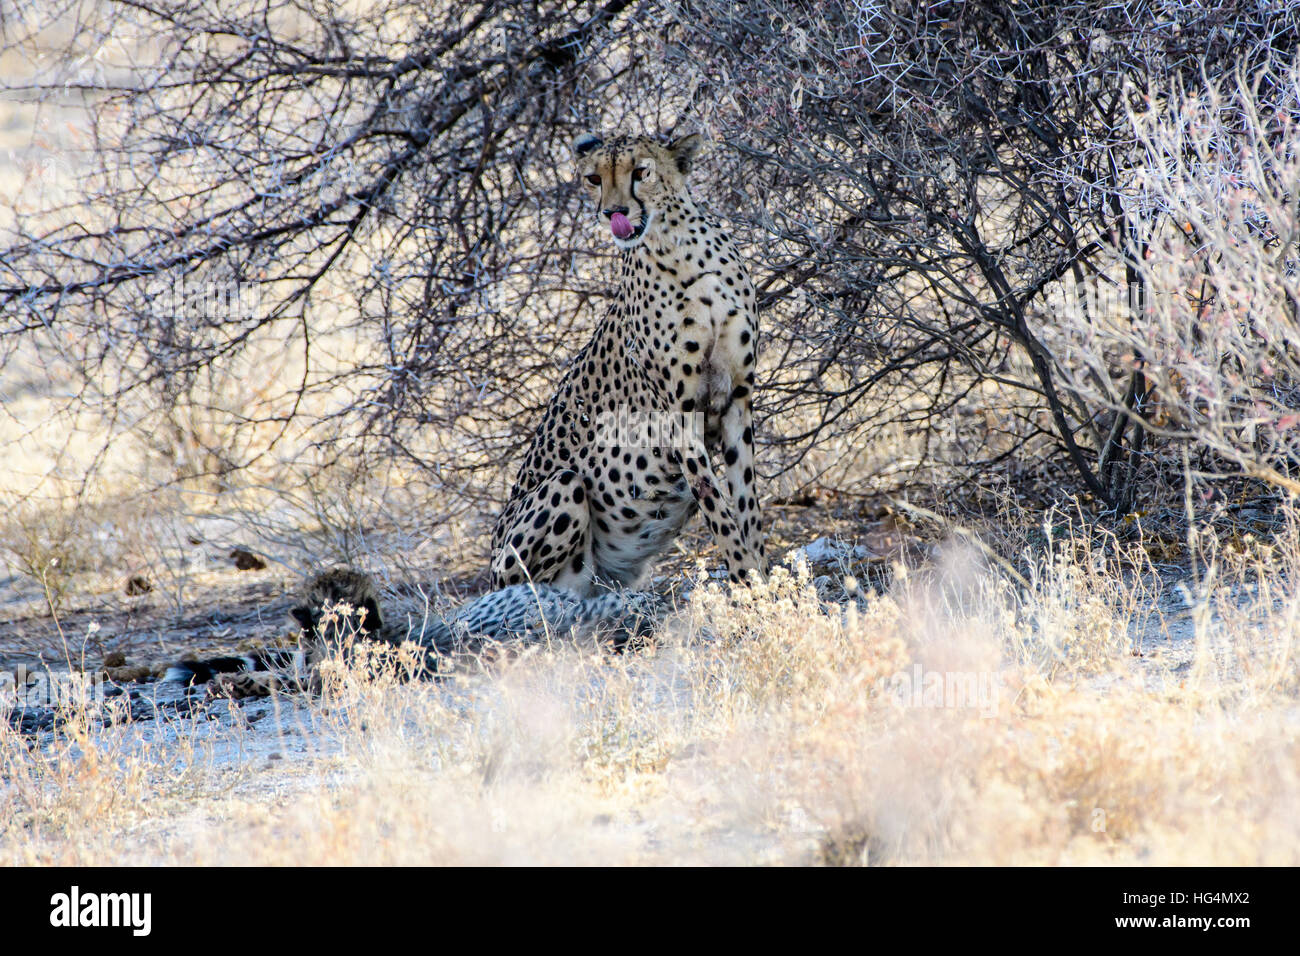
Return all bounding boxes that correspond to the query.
[3,516,1298,865]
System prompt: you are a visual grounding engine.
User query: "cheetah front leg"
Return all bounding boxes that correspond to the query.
[674,288,767,582]
[718,391,767,576]
[490,470,596,594]
[674,440,765,585]
[705,296,767,576]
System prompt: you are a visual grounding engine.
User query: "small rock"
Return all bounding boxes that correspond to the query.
[791,536,874,565]
[230,548,267,571]
[124,574,153,596]
[105,665,153,683]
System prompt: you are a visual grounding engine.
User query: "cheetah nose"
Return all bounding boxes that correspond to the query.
[609,211,634,240]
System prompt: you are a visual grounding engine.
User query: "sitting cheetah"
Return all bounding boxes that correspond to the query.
[491,131,767,595]
[164,568,656,697]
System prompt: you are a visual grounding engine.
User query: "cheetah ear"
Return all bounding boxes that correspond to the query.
[573,133,603,159]
[667,133,703,175]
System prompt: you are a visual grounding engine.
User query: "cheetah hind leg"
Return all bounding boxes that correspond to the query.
[207,670,284,700]
[490,469,595,593]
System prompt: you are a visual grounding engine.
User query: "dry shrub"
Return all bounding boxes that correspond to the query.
[5,2,1296,517]
[0,490,115,614]
[1057,64,1300,498]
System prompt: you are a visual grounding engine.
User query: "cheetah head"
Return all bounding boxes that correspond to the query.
[572,132,703,250]
[291,568,383,642]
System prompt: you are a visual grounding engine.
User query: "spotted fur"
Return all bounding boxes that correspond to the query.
[164,567,655,698]
[490,131,768,594]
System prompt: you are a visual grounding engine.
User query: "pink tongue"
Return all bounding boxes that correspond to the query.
[610,212,634,239]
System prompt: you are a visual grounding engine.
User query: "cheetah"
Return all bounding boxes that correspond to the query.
[164,568,656,697]
[490,131,768,595]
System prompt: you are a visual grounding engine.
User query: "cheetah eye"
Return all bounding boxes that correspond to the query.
[586,174,601,186]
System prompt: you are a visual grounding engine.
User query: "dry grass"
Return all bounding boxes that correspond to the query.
[3,514,1298,866]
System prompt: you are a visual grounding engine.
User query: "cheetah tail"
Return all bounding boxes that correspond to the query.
[163,647,303,686]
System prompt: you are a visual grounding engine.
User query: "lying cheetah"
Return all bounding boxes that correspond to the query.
[164,568,655,697]
[491,131,767,594]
